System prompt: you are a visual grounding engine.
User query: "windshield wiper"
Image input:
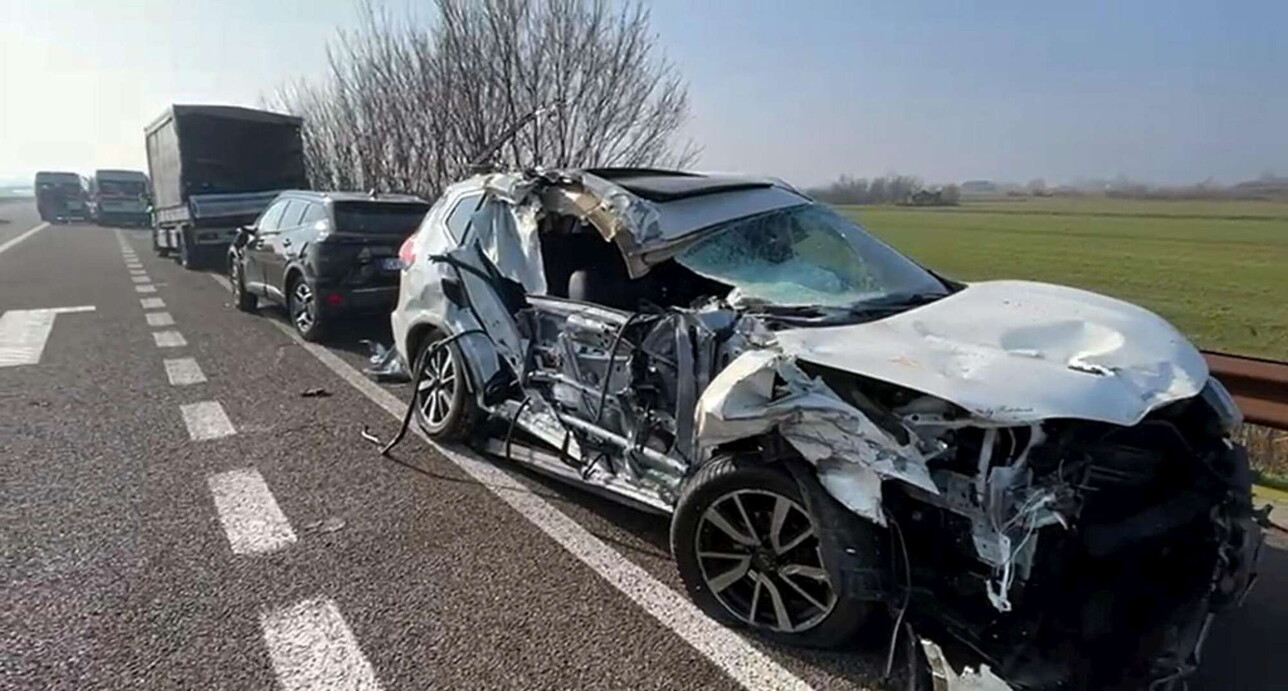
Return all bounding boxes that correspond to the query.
[849,291,948,313]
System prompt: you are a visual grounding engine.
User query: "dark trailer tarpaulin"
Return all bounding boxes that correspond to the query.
[145,104,308,268]
[145,105,307,215]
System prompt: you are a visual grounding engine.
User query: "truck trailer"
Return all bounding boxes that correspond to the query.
[88,169,150,227]
[145,105,308,268]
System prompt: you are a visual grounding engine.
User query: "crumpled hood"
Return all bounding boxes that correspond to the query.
[774,280,1209,426]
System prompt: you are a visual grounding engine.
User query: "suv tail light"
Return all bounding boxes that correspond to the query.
[397,234,417,269]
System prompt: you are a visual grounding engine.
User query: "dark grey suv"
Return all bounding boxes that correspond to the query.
[228,190,430,340]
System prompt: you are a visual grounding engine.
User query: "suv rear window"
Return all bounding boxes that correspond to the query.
[333,201,430,235]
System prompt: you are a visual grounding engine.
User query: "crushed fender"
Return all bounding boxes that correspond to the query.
[695,349,937,525]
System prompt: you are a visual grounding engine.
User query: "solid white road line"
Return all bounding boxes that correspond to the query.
[0,306,97,367]
[260,599,382,691]
[152,330,187,348]
[140,297,165,309]
[135,285,157,293]
[145,312,175,327]
[207,468,297,555]
[180,401,236,441]
[0,222,50,256]
[242,280,811,691]
[163,357,206,386]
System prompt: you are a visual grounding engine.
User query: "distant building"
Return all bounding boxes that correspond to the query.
[960,180,996,194]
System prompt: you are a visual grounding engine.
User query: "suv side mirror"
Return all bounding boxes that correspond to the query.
[232,225,255,249]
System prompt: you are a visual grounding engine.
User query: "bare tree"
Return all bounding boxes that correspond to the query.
[265,0,696,198]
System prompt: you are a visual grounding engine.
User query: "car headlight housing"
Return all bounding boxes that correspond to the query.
[1201,377,1243,435]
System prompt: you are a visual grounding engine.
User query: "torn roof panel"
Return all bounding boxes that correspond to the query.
[775,280,1209,426]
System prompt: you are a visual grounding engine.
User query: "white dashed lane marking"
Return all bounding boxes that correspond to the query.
[140,298,165,309]
[136,285,157,294]
[131,275,150,284]
[129,269,147,276]
[180,401,236,441]
[260,599,382,691]
[207,468,297,555]
[163,357,206,386]
[0,306,97,367]
[145,312,175,327]
[152,330,187,348]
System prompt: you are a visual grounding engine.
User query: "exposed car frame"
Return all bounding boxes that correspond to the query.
[391,168,1265,690]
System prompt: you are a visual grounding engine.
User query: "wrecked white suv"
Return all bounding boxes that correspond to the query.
[391,169,1263,689]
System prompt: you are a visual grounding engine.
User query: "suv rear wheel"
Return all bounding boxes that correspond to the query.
[412,332,476,441]
[671,456,875,648]
[287,275,326,341]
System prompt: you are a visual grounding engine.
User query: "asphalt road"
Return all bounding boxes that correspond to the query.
[2,202,1285,690]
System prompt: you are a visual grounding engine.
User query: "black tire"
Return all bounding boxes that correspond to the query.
[411,332,476,441]
[177,230,197,269]
[229,256,257,313]
[671,456,877,649]
[287,275,327,342]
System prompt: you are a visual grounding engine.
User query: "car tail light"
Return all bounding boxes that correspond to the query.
[397,235,417,269]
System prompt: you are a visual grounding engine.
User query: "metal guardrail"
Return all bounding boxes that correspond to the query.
[1204,351,1288,431]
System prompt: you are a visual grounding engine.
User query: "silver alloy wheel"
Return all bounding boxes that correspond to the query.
[292,281,315,332]
[695,490,836,633]
[417,342,457,427]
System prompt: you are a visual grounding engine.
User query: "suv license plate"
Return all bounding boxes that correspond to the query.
[379,257,402,271]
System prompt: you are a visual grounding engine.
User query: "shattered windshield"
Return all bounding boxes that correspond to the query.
[675,203,946,308]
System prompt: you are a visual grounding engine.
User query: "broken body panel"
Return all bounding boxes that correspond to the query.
[393,169,1264,690]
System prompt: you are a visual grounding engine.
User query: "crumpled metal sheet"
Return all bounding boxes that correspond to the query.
[775,280,1208,427]
[362,341,410,383]
[472,177,548,295]
[921,638,1014,691]
[694,349,938,524]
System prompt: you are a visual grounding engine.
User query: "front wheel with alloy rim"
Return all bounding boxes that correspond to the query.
[229,257,257,312]
[412,334,476,441]
[671,456,874,648]
[287,277,327,341]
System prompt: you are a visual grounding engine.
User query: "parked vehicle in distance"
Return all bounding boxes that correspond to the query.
[228,190,431,341]
[34,171,89,223]
[391,168,1264,690]
[87,169,151,227]
[145,104,308,269]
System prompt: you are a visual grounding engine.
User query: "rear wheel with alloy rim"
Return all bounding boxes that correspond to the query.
[412,333,475,441]
[288,277,326,341]
[671,456,874,648]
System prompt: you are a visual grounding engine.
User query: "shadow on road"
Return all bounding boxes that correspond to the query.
[1193,535,1288,690]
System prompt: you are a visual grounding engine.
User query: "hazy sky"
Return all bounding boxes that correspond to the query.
[2,0,1284,187]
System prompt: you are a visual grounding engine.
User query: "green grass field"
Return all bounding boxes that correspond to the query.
[840,197,1288,359]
